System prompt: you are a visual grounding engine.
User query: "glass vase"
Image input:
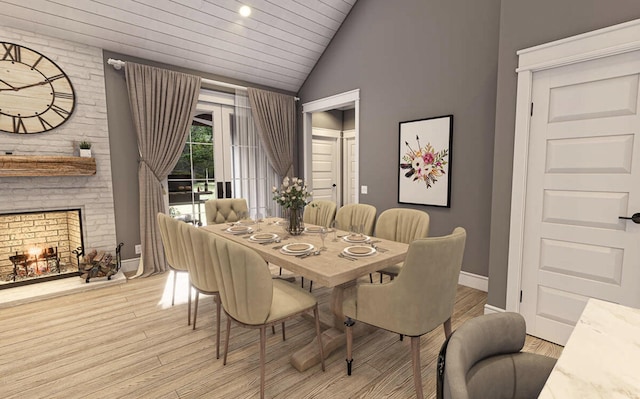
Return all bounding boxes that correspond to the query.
[287,206,305,236]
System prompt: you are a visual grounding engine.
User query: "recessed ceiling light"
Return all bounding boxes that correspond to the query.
[239,5,252,17]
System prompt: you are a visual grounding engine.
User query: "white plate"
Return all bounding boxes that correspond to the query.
[226,226,253,234]
[304,226,325,233]
[236,219,255,226]
[281,242,314,254]
[274,219,287,226]
[343,246,376,257]
[249,233,278,242]
[343,234,370,243]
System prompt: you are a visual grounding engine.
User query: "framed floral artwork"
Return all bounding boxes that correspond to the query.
[398,115,453,207]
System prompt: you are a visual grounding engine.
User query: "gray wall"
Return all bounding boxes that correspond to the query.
[298,0,502,277]
[312,110,343,130]
[102,50,295,259]
[488,1,640,308]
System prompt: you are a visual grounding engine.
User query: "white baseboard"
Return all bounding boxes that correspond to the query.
[458,270,488,292]
[484,304,505,314]
[120,258,140,273]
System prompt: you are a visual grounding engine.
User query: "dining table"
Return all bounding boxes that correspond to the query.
[202,218,410,372]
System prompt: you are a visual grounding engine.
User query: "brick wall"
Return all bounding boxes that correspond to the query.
[0,27,117,259]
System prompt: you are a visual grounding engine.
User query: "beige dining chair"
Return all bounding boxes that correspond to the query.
[209,234,325,399]
[343,227,466,399]
[157,213,192,325]
[300,200,337,291]
[303,200,337,227]
[375,208,430,282]
[335,203,377,235]
[179,222,222,359]
[204,198,249,225]
[438,312,556,399]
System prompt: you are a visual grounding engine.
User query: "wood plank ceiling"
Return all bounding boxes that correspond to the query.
[0,0,357,92]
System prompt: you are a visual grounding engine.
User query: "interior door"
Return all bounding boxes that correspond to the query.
[520,50,640,345]
[311,128,340,203]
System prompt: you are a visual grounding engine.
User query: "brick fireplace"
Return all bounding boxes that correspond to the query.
[0,26,119,294]
[0,209,84,288]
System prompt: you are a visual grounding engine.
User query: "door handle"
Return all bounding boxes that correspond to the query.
[619,213,640,224]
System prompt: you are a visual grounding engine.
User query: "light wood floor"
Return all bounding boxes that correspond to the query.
[0,272,562,398]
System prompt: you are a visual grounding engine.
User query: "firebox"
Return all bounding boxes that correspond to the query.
[0,209,84,289]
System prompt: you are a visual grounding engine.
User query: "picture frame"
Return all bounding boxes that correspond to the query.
[398,115,453,207]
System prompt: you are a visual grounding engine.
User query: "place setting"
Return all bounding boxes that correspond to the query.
[248,232,280,244]
[279,242,320,258]
[224,224,253,235]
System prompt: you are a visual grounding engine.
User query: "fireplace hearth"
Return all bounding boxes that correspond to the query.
[1,209,83,289]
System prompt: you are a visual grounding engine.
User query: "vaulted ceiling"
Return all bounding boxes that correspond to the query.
[0,0,357,92]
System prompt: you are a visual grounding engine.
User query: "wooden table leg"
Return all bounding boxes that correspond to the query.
[290,280,373,372]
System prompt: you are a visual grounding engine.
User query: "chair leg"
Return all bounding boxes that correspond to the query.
[345,317,355,375]
[443,317,452,339]
[411,336,424,399]
[259,326,266,399]
[171,270,177,306]
[309,280,313,292]
[187,284,192,326]
[192,291,200,330]
[301,276,304,288]
[379,273,382,283]
[215,295,221,359]
[279,267,282,276]
[281,322,286,341]
[223,317,231,365]
[271,325,276,335]
[314,306,325,371]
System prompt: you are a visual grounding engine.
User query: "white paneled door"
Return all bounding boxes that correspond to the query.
[520,50,640,345]
[311,128,340,203]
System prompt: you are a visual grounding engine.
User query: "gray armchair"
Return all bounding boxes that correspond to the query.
[438,312,557,399]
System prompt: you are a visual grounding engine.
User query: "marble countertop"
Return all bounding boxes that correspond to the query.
[539,298,640,398]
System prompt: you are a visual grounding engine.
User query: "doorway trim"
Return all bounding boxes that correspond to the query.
[505,19,640,313]
[302,89,360,203]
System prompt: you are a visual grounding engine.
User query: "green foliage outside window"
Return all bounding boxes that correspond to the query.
[173,125,214,179]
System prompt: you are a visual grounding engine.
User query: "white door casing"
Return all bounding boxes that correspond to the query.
[343,129,356,205]
[302,89,360,203]
[507,19,640,345]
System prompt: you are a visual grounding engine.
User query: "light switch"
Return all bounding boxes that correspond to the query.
[361,185,368,194]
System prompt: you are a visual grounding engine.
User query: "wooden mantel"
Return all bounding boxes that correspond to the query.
[0,155,96,177]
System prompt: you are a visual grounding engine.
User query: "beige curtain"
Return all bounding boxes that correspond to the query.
[247,88,296,178]
[125,62,201,276]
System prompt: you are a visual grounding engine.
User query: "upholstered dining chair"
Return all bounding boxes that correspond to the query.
[204,198,249,225]
[209,234,325,399]
[343,227,466,399]
[303,199,337,227]
[157,213,192,325]
[179,222,222,359]
[437,312,556,399]
[335,203,377,236]
[375,208,430,282]
[300,200,337,291]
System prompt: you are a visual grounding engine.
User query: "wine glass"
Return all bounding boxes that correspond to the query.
[319,227,328,250]
[256,212,263,231]
[330,220,338,242]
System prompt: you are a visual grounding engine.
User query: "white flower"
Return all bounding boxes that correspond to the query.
[272,186,277,192]
[283,177,290,187]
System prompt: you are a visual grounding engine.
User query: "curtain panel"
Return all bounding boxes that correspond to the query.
[125,62,201,276]
[247,88,296,178]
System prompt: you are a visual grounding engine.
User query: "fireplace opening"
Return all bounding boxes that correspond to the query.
[1,209,84,289]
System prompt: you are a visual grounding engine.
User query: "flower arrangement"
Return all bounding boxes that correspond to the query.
[272,176,312,209]
[272,176,312,235]
[400,135,448,189]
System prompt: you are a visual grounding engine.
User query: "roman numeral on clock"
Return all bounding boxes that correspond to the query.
[2,43,20,62]
[38,115,54,130]
[54,92,74,100]
[13,116,26,133]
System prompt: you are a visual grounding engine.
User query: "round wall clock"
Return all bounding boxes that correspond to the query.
[0,42,76,134]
